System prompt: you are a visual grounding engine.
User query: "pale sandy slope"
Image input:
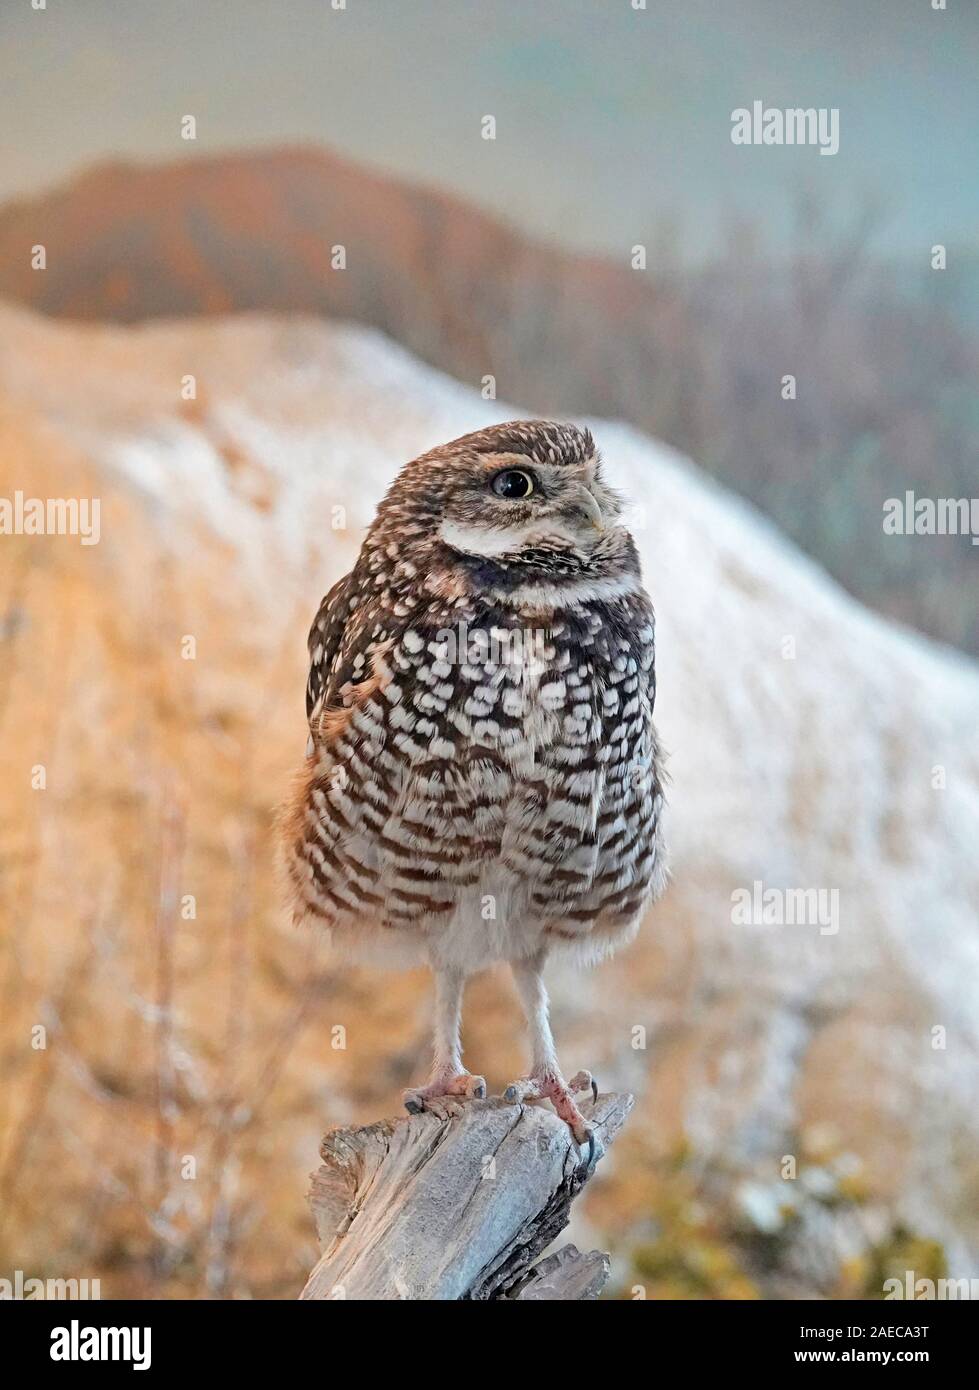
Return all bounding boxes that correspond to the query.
[1,302,976,1286]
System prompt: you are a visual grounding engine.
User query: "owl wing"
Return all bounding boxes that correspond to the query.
[305,572,359,726]
[537,591,665,937]
[293,603,467,930]
[612,591,665,914]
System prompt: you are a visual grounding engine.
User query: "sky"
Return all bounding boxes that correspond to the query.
[1,0,976,262]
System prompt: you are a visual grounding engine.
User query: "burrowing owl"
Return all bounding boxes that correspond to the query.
[284,421,667,1156]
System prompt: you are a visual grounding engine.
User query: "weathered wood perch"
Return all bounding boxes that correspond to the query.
[300,1091,633,1300]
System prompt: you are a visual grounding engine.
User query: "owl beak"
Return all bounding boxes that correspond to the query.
[566,483,606,534]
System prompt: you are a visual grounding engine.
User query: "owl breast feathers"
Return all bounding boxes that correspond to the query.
[283,420,667,970]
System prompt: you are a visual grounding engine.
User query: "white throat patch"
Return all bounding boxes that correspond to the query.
[496,571,642,609]
[440,517,581,557]
[440,519,528,557]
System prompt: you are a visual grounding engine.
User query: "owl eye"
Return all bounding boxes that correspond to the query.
[491,469,535,500]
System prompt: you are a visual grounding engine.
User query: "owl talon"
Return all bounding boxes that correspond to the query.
[424,1095,465,1122]
[577,1128,596,1172]
[502,1069,597,1154]
[569,1069,598,1105]
[502,1077,541,1105]
[403,1070,485,1116]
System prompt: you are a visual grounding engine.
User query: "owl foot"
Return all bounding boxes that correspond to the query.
[403,1070,487,1116]
[502,1068,599,1165]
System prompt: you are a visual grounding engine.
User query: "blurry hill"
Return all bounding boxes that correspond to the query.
[0,147,976,656]
[0,302,977,1297]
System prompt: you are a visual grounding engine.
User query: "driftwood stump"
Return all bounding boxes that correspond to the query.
[300,1091,633,1300]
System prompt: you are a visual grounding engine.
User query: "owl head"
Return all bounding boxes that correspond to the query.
[373,421,635,597]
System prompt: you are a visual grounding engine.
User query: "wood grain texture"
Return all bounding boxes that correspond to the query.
[301,1092,633,1300]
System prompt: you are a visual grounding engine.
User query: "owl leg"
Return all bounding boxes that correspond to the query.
[403,964,486,1115]
[503,952,598,1162]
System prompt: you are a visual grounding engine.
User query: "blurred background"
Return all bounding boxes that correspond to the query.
[0,0,977,1299]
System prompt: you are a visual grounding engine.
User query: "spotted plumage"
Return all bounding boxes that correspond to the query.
[283,420,667,1147]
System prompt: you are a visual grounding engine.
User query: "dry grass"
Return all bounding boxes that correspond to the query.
[0,410,438,1297]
